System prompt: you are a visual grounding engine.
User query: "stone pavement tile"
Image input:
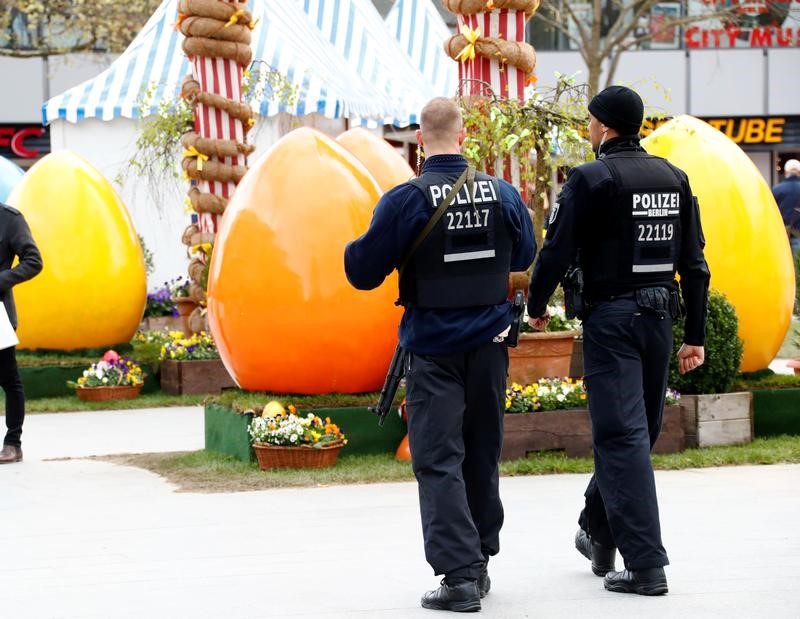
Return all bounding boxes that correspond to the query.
[0,457,798,618]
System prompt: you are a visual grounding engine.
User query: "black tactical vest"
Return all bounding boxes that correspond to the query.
[399,170,513,308]
[581,151,684,297]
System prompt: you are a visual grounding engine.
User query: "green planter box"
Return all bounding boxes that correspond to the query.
[204,403,407,462]
[752,389,800,437]
[20,364,160,399]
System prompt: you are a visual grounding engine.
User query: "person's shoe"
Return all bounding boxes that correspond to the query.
[0,444,22,464]
[604,567,668,596]
[575,529,616,576]
[421,578,481,612]
[478,565,491,598]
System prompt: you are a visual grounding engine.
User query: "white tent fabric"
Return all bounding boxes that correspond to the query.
[298,0,437,125]
[384,0,457,98]
[42,0,406,125]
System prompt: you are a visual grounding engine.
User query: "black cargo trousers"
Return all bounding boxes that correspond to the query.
[578,295,672,570]
[405,340,508,580]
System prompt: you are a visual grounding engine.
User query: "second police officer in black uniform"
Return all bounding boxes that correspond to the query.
[345,97,535,612]
[527,86,710,596]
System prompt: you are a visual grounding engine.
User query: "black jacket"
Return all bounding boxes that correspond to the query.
[527,137,710,345]
[0,203,43,330]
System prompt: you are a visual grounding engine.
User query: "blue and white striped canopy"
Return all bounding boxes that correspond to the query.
[299,0,440,126]
[384,0,457,99]
[43,0,410,125]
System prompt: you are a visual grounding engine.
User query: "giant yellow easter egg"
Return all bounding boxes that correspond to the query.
[8,151,146,350]
[336,127,414,191]
[208,127,402,393]
[643,115,795,371]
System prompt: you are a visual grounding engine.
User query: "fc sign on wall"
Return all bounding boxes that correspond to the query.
[0,125,51,159]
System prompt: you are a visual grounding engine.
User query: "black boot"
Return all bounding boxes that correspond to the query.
[421,578,481,612]
[604,567,668,596]
[478,565,490,598]
[574,529,616,576]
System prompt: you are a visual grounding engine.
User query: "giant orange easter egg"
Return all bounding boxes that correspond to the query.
[8,151,146,350]
[336,127,414,191]
[207,128,402,392]
[643,115,795,371]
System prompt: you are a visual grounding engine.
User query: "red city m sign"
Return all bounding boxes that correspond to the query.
[0,125,50,159]
[687,0,800,48]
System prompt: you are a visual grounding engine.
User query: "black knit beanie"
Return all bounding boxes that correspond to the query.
[588,86,644,135]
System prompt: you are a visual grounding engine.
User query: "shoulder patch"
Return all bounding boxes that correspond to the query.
[1,204,20,215]
[549,201,560,225]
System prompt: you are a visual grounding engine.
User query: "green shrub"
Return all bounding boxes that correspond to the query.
[669,289,743,394]
[794,250,800,315]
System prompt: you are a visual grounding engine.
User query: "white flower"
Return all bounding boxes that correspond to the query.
[82,370,89,378]
[556,394,565,402]
[96,370,104,380]
[102,377,108,383]
[290,434,297,443]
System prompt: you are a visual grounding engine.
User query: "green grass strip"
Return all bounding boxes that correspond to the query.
[24,393,207,413]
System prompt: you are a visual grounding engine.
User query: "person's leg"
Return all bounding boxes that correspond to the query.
[583,301,668,571]
[0,346,24,447]
[462,341,507,562]
[406,352,484,581]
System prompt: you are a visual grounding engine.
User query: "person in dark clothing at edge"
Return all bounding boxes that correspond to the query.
[772,158,800,253]
[527,86,710,596]
[0,203,43,464]
[344,97,535,612]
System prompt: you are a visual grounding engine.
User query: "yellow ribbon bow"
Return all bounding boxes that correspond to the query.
[456,25,480,62]
[224,9,244,28]
[190,242,213,255]
[183,145,209,171]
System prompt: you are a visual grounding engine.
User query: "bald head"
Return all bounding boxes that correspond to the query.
[417,97,465,156]
[785,159,800,177]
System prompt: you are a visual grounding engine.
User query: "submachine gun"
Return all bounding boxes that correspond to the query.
[368,343,408,427]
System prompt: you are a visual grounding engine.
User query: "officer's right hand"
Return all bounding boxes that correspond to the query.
[677,344,705,374]
[528,312,551,331]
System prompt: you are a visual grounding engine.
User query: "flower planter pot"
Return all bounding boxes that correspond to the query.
[680,392,753,448]
[252,441,344,470]
[74,384,143,402]
[172,297,198,334]
[139,315,184,332]
[508,330,580,384]
[161,359,236,395]
[501,405,684,460]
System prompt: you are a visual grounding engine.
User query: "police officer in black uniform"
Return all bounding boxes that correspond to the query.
[0,202,43,464]
[527,86,709,596]
[345,97,535,612]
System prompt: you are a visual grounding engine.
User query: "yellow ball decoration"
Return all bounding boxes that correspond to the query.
[262,401,286,417]
[8,151,146,350]
[643,115,795,371]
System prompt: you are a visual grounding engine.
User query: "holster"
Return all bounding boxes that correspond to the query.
[563,265,585,320]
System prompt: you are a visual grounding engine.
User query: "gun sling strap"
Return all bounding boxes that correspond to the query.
[398,166,475,276]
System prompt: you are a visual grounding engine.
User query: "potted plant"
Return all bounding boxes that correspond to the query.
[159,330,235,395]
[141,280,182,332]
[67,350,145,401]
[508,304,582,384]
[247,401,347,470]
[501,378,683,459]
[668,289,751,448]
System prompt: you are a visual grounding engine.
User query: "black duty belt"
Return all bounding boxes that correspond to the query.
[588,291,635,303]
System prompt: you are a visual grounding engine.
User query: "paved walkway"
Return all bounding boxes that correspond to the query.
[1,408,798,618]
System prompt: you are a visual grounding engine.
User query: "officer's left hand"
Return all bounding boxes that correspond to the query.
[677,344,705,374]
[528,312,550,331]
